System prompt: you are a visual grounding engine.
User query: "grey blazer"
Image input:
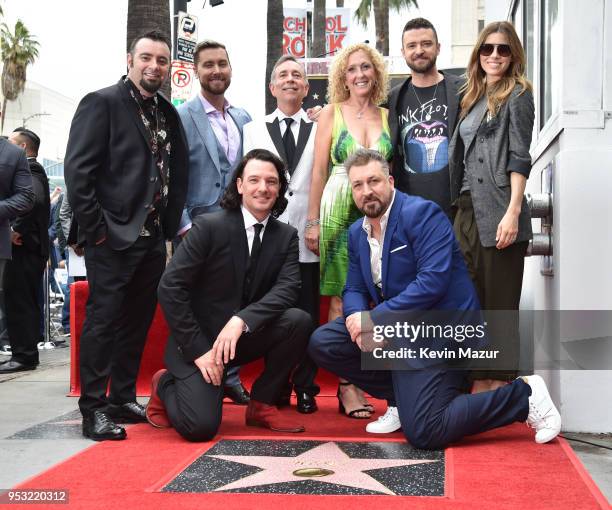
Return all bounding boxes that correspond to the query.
[449,86,534,247]
[176,96,251,231]
[0,139,34,260]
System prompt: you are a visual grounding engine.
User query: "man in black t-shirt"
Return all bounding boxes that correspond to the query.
[388,18,464,215]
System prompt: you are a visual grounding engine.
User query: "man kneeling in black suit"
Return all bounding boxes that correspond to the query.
[147,149,312,440]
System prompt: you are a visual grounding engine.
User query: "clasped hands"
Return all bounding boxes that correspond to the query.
[194,315,246,386]
[345,311,376,352]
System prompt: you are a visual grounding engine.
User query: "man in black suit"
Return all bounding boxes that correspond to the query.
[147,149,312,441]
[0,136,34,359]
[64,30,188,441]
[0,129,49,374]
[388,17,463,216]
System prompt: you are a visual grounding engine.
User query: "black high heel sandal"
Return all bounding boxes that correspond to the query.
[337,381,373,419]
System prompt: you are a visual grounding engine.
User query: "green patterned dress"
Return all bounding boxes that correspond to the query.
[319,104,393,295]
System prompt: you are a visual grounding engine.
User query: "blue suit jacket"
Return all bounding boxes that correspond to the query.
[177,96,251,230]
[343,191,479,321]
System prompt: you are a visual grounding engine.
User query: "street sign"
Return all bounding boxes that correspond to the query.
[171,60,195,106]
[177,11,198,63]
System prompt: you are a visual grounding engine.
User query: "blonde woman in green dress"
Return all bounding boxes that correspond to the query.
[306,43,393,418]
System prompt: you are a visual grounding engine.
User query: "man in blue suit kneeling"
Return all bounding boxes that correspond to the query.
[308,148,561,449]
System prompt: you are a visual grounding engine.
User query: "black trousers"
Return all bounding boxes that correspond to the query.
[287,262,320,396]
[5,246,46,365]
[0,258,8,346]
[159,308,312,442]
[453,193,528,380]
[78,234,166,415]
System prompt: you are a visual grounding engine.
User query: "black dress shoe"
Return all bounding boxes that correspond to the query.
[296,392,318,414]
[82,411,126,441]
[0,359,37,374]
[223,383,250,405]
[107,401,147,423]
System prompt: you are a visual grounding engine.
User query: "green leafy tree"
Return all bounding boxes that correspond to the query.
[354,0,419,55]
[126,0,171,97]
[0,20,39,133]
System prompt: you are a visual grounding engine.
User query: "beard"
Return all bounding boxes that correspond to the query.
[201,76,231,96]
[139,77,163,94]
[407,54,437,74]
[362,199,385,218]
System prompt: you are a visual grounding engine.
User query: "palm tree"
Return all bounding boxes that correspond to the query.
[312,0,326,58]
[126,0,171,97]
[266,0,284,114]
[354,0,419,55]
[0,20,39,133]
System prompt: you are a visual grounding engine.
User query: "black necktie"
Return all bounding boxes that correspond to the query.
[282,117,296,170]
[243,223,264,304]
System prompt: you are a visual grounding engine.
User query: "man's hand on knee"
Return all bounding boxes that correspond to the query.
[211,316,245,366]
[345,312,373,342]
[194,350,223,386]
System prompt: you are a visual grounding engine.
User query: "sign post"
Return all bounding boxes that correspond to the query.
[172,11,198,105]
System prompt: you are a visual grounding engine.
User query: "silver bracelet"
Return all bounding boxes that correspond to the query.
[305,219,320,229]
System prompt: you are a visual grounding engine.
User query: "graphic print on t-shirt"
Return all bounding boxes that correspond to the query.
[399,82,449,175]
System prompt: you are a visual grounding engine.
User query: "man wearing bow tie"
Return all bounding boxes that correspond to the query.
[243,55,320,414]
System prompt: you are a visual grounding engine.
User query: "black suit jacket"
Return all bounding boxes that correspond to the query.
[0,139,34,260]
[158,208,301,378]
[11,159,50,258]
[388,71,464,194]
[64,78,189,250]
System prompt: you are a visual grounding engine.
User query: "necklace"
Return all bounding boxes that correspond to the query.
[347,103,368,119]
[138,97,160,153]
[126,82,161,153]
[410,80,439,121]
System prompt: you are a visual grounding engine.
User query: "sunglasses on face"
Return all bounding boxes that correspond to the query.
[479,43,511,57]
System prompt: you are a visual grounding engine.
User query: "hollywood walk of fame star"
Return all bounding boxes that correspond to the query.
[209,441,438,495]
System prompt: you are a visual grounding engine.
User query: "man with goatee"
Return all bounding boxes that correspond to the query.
[64,30,189,441]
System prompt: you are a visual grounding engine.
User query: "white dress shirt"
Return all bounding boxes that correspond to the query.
[361,191,396,289]
[241,205,269,254]
[275,108,304,142]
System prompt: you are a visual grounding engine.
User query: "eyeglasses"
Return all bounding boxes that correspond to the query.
[479,43,511,57]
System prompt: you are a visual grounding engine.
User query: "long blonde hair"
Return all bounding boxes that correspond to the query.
[327,43,389,105]
[460,21,532,118]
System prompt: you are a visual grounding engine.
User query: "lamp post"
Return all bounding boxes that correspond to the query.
[22,112,50,128]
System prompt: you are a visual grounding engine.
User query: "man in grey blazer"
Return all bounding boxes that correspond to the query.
[388,17,463,216]
[176,40,251,403]
[243,55,320,414]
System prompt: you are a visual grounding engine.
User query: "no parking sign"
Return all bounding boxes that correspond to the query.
[171,60,195,106]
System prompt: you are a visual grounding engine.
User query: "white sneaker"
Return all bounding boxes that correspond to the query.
[524,375,561,443]
[366,406,401,433]
[37,341,56,350]
[0,345,11,356]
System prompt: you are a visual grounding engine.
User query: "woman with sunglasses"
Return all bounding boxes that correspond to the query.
[449,21,534,393]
